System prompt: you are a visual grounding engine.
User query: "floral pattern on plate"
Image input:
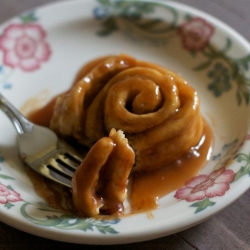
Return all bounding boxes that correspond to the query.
[0,0,250,243]
[173,134,250,213]
[0,183,22,208]
[20,202,120,234]
[0,159,120,234]
[0,23,51,72]
[0,11,51,89]
[94,0,250,105]
[178,17,215,52]
[174,167,235,213]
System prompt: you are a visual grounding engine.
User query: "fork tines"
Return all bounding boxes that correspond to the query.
[31,141,83,188]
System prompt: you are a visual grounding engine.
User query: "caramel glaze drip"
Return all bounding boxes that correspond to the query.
[26,54,213,217]
[129,120,213,213]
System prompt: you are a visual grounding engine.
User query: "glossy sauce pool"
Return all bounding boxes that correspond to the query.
[27,100,213,216]
[129,121,213,213]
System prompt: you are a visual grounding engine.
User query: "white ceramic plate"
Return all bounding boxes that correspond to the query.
[1,0,250,245]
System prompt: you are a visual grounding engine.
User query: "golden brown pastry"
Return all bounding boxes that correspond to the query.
[50,54,203,172]
[72,129,135,217]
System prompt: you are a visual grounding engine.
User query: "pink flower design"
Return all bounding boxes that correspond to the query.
[0,23,51,72]
[0,183,22,204]
[174,167,235,202]
[178,17,214,51]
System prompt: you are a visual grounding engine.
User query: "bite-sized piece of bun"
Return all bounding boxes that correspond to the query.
[72,129,135,217]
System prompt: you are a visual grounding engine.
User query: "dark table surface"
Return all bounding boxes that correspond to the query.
[0,0,250,249]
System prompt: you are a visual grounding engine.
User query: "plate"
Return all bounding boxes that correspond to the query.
[1,0,250,245]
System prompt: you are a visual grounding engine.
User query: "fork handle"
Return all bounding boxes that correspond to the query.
[0,92,33,134]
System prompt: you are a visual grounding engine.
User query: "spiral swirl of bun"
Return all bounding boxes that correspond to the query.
[50,54,203,172]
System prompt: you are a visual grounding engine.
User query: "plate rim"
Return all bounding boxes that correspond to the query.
[0,0,250,244]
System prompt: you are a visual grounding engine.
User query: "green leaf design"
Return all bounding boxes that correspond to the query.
[20,11,38,23]
[0,155,4,162]
[233,152,250,182]
[97,0,112,6]
[193,60,212,71]
[20,202,120,234]
[234,166,250,182]
[184,13,193,21]
[97,16,118,36]
[235,54,250,71]
[236,153,250,163]
[190,198,216,213]
[95,224,119,234]
[220,38,232,54]
[4,202,14,209]
[6,185,15,190]
[56,217,95,231]
[190,36,250,105]
[95,0,178,36]
[0,174,15,180]
[231,62,240,80]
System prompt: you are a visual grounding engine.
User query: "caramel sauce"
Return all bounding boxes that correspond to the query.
[129,121,212,213]
[27,96,57,127]
[27,99,212,216]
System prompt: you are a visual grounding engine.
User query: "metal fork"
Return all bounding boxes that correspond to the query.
[0,93,83,188]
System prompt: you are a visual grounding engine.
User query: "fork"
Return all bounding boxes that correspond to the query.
[0,93,83,188]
